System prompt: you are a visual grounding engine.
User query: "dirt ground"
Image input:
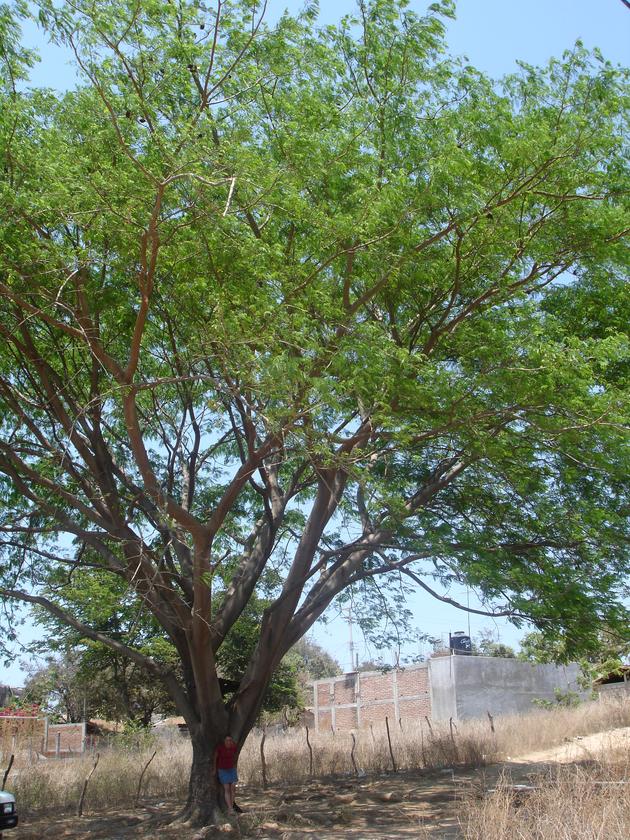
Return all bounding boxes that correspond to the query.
[9,726,630,840]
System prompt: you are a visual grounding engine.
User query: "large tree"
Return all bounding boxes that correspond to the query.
[1,0,628,824]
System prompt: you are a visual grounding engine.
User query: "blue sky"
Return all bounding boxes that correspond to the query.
[20,0,629,91]
[3,0,628,683]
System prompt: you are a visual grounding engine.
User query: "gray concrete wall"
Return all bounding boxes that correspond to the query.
[428,656,458,721]
[429,655,586,721]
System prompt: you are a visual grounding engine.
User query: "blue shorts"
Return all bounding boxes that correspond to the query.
[218,767,238,784]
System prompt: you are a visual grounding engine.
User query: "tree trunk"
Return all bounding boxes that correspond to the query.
[181,733,223,827]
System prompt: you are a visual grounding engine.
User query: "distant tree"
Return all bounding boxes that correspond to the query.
[518,631,568,664]
[287,638,342,681]
[519,627,630,681]
[356,658,389,672]
[23,649,176,725]
[474,629,516,658]
[22,655,89,723]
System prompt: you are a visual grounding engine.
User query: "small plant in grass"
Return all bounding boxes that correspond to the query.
[533,688,582,710]
[114,720,158,750]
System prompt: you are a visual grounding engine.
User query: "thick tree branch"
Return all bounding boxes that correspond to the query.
[0,587,195,720]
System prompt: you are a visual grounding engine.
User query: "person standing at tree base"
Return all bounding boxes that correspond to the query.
[214,735,239,815]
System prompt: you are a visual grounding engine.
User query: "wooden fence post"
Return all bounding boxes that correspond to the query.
[260,728,268,790]
[350,732,359,776]
[384,717,397,773]
[449,717,458,762]
[2,755,14,790]
[420,724,427,767]
[487,711,495,734]
[134,750,157,808]
[77,753,100,817]
[305,726,313,777]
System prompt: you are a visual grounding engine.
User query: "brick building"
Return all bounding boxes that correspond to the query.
[307,663,431,731]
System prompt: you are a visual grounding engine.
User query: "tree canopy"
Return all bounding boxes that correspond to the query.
[0,0,628,823]
[519,626,630,680]
[288,637,342,681]
[474,629,516,659]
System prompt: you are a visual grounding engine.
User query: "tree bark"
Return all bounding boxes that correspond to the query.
[181,732,224,827]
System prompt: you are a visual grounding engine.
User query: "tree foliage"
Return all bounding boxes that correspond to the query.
[0,0,628,822]
[22,651,168,724]
[286,637,342,681]
[519,626,630,682]
[474,629,516,658]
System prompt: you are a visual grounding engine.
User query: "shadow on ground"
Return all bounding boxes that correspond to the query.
[14,731,628,840]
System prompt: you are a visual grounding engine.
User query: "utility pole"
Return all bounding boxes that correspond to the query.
[467,586,472,640]
[344,606,355,672]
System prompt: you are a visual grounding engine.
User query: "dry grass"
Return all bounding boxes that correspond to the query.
[237,716,491,786]
[4,740,191,816]
[491,695,630,758]
[461,743,630,839]
[2,696,628,818]
[237,697,630,786]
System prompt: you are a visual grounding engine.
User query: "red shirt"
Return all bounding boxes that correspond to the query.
[216,742,238,770]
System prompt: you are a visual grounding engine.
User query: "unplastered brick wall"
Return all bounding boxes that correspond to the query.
[44,721,86,755]
[309,664,431,731]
